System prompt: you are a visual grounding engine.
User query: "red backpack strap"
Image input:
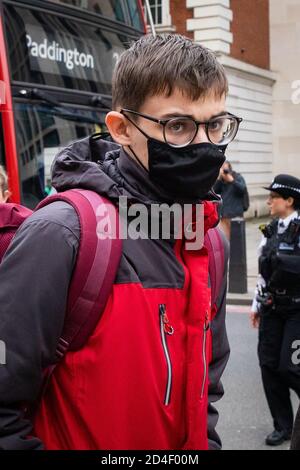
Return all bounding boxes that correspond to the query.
[204,227,225,320]
[36,189,122,357]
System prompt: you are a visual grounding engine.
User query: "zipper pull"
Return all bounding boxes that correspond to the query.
[204,311,210,331]
[159,304,174,335]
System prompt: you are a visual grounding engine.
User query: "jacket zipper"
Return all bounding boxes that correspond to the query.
[159,304,174,406]
[200,311,210,399]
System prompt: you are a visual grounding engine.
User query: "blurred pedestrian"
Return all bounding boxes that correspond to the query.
[250,174,300,446]
[44,178,52,196]
[44,178,56,196]
[214,161,248,240]
[0,165,11,203]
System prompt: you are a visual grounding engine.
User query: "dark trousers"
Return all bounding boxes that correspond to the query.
[258,307,300,433]
[291,404,300,449]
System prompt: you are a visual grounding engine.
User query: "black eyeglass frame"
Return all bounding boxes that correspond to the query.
[121,108,243,148]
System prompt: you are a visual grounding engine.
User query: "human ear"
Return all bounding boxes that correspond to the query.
[105,111,132,146]
[287,196,294,208]
[3,190,11,202]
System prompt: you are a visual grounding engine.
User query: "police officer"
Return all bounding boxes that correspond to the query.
[251,174,300,446]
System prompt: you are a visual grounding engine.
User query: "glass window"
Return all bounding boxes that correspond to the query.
[48,0,126,23]
[4,4,130,94]
[146,0,162,26]
[126,0,145,30]
[46,0,144,30]
[14,101,106,208]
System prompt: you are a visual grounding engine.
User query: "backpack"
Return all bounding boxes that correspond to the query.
[231,172,250,213]
[243,187,250,212]
[0,189,122,361]
[205,227,225,318]
[0,190,225,362]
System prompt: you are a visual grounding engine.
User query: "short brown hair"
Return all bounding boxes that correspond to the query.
[0,165,8,194]
[112,34,228,111]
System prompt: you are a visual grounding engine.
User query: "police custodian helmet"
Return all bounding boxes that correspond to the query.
[264,174,300,200]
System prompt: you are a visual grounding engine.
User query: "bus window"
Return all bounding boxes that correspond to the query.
[3,4,130,95]
[126,0,145,30]
[46,0,144,30]
[1,0,145,206]
[14,102,105,208]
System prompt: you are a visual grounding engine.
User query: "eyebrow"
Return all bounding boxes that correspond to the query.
[159,111,228,120]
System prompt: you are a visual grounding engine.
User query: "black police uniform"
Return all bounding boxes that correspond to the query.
[256,175,300,443]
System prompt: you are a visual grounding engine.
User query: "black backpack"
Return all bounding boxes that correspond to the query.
[243,186,250,212]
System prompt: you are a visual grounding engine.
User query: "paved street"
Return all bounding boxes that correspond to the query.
[215,308,299,450]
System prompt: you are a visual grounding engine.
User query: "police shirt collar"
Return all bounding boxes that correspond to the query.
[278,211,299,229]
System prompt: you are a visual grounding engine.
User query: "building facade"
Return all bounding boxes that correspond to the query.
[147,0,292,217]
[270,0,300,179]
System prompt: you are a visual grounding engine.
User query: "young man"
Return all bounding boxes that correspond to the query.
[0,34,240,450]
[251,174,300,446]
[0,166,11,203]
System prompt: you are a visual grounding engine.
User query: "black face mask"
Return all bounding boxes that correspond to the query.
[144,138,226,201]
[124,111,226,202]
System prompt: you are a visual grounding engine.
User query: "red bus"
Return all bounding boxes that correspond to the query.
[0,0,146,207]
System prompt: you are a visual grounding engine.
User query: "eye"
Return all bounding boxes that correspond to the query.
[208,119,223,132]
[168,120,188,133]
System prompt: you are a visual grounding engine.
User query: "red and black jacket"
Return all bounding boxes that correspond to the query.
[0,136,229,450]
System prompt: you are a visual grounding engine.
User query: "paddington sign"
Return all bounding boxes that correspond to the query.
[26,34,95,71]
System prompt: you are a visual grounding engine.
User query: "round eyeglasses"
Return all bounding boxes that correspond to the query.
[121,109,243,148]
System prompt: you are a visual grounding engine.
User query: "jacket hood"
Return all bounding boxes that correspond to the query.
[51,134,221,229]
